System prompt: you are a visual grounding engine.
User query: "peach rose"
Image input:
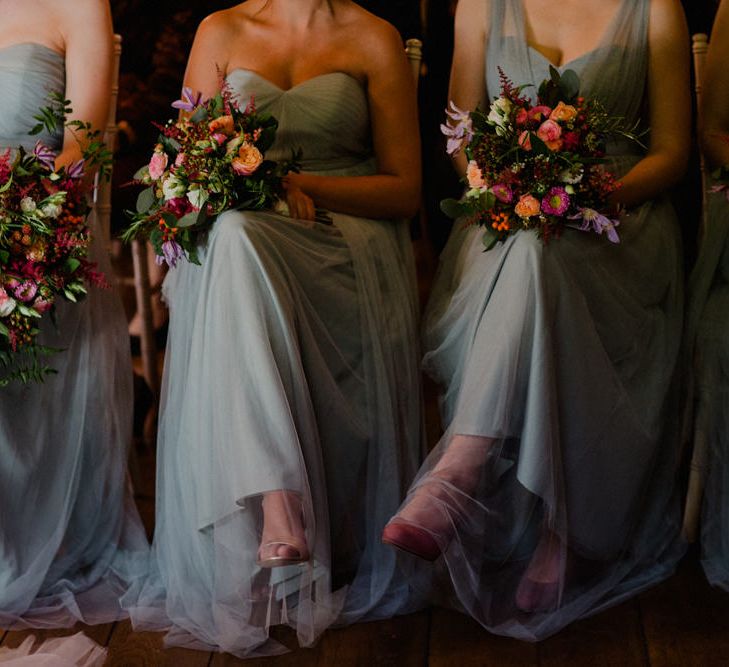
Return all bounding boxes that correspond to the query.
[208,114,235,135]
[514,194,541,218]
[549,101,577,123]
[466,160,486,189]
[232,142,263,176]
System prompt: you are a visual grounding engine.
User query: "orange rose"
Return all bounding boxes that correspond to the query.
[514,194,541,218]
[549,101,578,123]
[232,142,263,176]
[208,115,235,135]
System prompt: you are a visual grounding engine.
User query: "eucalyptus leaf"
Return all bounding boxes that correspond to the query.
[136,187,155,214]
[440,197,472,220]
[482,229,500,251]
[176,211,200,228]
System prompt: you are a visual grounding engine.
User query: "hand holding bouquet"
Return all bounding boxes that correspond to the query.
[0,95,109,384]
[441,67,645,250]
[123,83,299,267]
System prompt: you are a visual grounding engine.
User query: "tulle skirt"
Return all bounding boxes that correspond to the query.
[392,156,686,640]
[122,209,425,657]
[0,213,149,628]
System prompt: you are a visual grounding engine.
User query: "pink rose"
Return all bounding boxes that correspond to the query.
[550,101,578,123]
[515,108,529,126]
[537,119,562,143]
[212,133,227,146]
[174,153,186,167]
[466,160,486,189]
[514,194,541,218]
[148,150,168,181]
[232,142,263,176]
[208,115,235,136]
[518,131,532,151]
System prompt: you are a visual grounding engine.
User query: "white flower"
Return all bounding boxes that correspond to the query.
[0,288,16,317]
[187,187,207,210]
[20,197,37,213]
[162,174,186,201]
[41,203,62,219]
[487,97,513,135]
[561,167,584,184]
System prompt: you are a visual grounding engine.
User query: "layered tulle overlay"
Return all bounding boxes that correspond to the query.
[0,44,148,627]
[388,0,686,640]
[122,71,425,656]
[687,184,729,588]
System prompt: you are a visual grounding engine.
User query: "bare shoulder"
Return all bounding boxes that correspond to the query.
[50,0,110,30]
[195,5,244,44]
[454,0,490,35]
[337,3,408,72]
[647,0,688,39]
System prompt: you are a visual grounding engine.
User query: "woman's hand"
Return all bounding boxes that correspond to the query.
[282,173,316,222]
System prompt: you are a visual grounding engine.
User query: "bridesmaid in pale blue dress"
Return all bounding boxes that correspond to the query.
[0,0,148,628]
[689,0,729,590]
[384,0,690,640]
[123,0,424,657]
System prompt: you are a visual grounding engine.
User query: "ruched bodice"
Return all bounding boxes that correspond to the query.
[227,69,374,176]
[0,43,64,152]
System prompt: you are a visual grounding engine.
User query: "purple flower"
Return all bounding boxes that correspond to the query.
[491,183,514,204]
[172,87,205,112]
[67,160,85,179]
[541,187,570,216]
[569,207,621,244]
[156,240,185,268]
[13,280,38,302]
[441,101,474,156]
[33,141,56,169]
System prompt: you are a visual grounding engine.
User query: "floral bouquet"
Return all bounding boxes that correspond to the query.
[0,95,110,385]
[441,67,645,250]
[122,83,299,267]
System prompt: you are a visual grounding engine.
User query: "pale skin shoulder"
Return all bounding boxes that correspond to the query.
[700,0,729,168]
[183,1,420,221]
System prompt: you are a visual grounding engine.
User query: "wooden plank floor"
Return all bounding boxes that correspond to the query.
[2,556,729,666]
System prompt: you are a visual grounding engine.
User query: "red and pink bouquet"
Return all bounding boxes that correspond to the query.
[441,67,644,250]
[0,96,109,384]
[123,83,299,267]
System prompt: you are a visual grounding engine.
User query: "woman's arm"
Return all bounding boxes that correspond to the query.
[182,11,236,100]
[55,0,114,172]
[445,0,489,178]
[700,0,729,169]
[610,0,691,208]
[289,19,421,220]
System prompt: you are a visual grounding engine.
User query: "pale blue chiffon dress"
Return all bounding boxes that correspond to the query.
[391,0,686,640]
[123,70,424,656]
[0,43,148,627]
[688,180,729,588]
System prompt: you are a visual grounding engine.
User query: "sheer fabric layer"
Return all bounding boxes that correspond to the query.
[392,0,686,641]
